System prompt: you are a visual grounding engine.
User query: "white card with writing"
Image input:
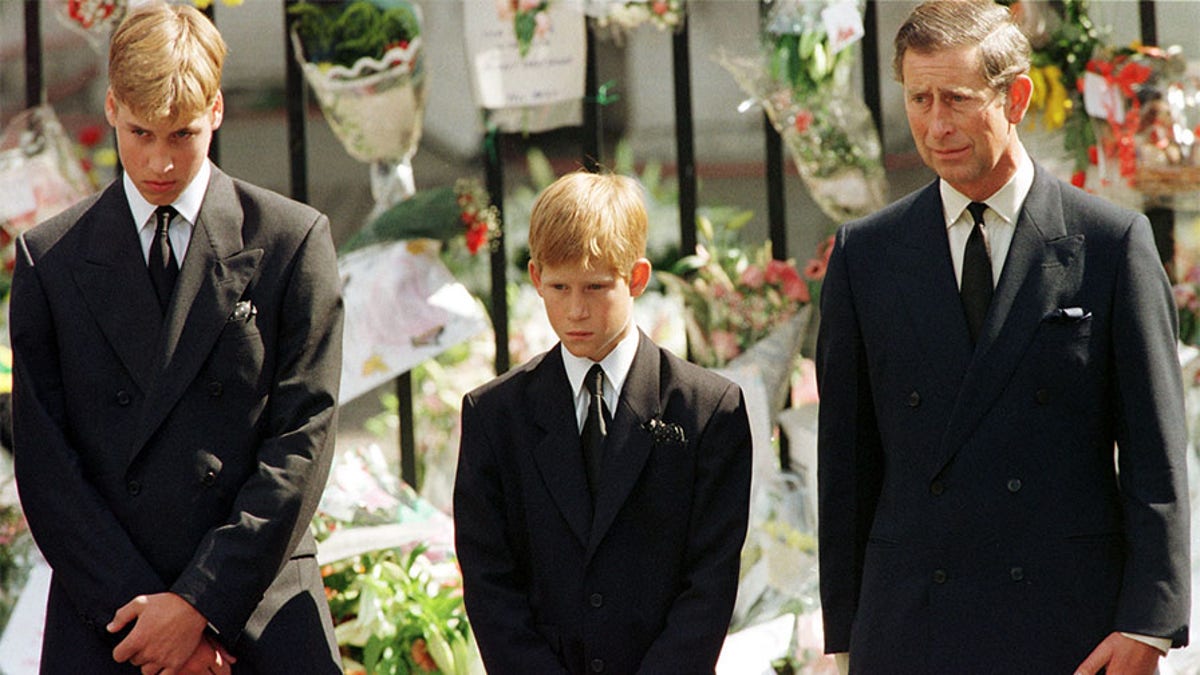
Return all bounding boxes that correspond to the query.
[465,0,586,110]
[1083,71,1126,124]
[822,1,865,55]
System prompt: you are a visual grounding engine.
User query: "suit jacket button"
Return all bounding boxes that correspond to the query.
[1035,388,1051,404]
[1007,478,1022,493]
[1010,567,1024,581]
[208,381,223,397]
[589,593,603,608]
[126,480,141,496]
[907,391,921,407]
[930,480,945,496]
[932,569,947,584]
[201,469,217,486]
[590,658,605,672]
[115,390,132,406]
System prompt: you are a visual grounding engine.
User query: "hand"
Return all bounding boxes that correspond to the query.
[108,592,208,671]
[177,635,237,675]
[1075,632,1162,675]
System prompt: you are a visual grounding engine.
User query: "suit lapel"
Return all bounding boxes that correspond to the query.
[587,332,659,561]
[888,184,974,391]
[934,169,1083,475]
[129,169,263,464]
[73,180,163,393]
[528,346,594,548]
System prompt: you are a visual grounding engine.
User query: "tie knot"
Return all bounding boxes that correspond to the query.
[154,205,177,234]
[966,202,988,227]
[586,364,605,399]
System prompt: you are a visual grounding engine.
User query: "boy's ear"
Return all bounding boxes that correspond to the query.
[528,260,543,295]
[629,258,652,297]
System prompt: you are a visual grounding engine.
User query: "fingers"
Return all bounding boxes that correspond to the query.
[108,595,147,634]
[1074,637,1112,675]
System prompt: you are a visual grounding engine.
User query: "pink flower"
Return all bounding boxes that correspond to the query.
[652,1,670,15]
[534,10,551,37]
[764,259,792,285]
[782,274,810,303]
[710,330,741,363]
[739,264,765,290]
[804,257,827,281]
[518,0,541,10]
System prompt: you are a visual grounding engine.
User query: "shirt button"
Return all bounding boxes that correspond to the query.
[932,569,947,584]
[907,391,921,408]
[126,480,141,496]
[115,390,132,406]
[207,381,223,397]
[589,593,603,608]
[1010,567,1025,581]
[930,480,945,496]
[590,658,605,672]
[1035,388,1051,405]
[201,469,217,486]
[1007,478,1022,493]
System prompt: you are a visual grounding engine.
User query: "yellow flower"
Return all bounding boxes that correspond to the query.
[1029,65,1070,131]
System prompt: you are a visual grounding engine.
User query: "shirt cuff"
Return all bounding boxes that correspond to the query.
[1121,632,1170,654]
[834,652,850,675]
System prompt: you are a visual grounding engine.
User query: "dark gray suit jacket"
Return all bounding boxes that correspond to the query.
[454,331,752,674]
[816,166,1190,673]
[10,168,344,673]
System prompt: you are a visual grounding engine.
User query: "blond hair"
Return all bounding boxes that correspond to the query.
[528,172,648,279]
[108,2,227,122]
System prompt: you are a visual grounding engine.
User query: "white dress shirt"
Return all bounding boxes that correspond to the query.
[124,158,210,266]
[562,326,639,433]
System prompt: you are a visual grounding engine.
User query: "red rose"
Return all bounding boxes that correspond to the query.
[1071,170,1087,188]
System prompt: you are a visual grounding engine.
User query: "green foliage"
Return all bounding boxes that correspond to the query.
[289,0,420,69]
[325,546,474,674]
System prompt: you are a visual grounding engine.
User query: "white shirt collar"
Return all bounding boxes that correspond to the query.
[562,325,640,413]
[124,158,211,232]
[940,147,1034,230]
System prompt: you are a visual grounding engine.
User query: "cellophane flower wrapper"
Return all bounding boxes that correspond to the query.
[720,0,887,224]
[289,3,426,219]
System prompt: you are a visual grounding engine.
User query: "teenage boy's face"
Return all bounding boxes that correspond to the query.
[105,89,224,206]
[530,257,651,363]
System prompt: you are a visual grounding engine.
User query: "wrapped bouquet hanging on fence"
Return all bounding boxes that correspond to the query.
[583,0,685,42]
[721,0,887,225]
[288,0,426,219]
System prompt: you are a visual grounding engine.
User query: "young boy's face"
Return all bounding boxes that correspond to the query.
[530,257,651,362]
[105,89,224,206]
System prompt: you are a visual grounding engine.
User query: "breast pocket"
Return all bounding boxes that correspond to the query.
[1035,314,1092,378]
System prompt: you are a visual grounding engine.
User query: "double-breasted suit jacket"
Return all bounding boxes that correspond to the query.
[817,166,1190,673]
[10,168,344,672]
[454,331,752,674]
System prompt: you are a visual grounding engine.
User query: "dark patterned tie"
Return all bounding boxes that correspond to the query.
[960,202,993,344]
[581,364,610,499]
[149,205,179,313]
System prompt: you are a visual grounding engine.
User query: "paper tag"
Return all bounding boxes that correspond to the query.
[1083,71,1126,124]
[822,1,865,55]
[0,171,38,222]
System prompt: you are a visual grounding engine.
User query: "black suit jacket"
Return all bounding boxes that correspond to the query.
[816,166,1190,673]
[453,331,752,674]
[10,168,344,673]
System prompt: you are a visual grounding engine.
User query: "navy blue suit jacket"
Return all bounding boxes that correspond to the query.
[454,331,752,674]
[817,166,1190,673]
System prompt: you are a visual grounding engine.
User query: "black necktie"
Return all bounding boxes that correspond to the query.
[581,364,610,499]
[960,202,993,344]
[149,205,179,313]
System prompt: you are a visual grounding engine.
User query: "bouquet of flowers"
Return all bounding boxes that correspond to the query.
[721,0,887,224]
[314,445,478,674]
[584,0,685,42]
[1010,0,1106,187]
[656,212,830,368]
[289,0,426,216]
[1084,43,1200,198]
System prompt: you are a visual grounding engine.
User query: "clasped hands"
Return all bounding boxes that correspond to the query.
[107,592,236,674]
